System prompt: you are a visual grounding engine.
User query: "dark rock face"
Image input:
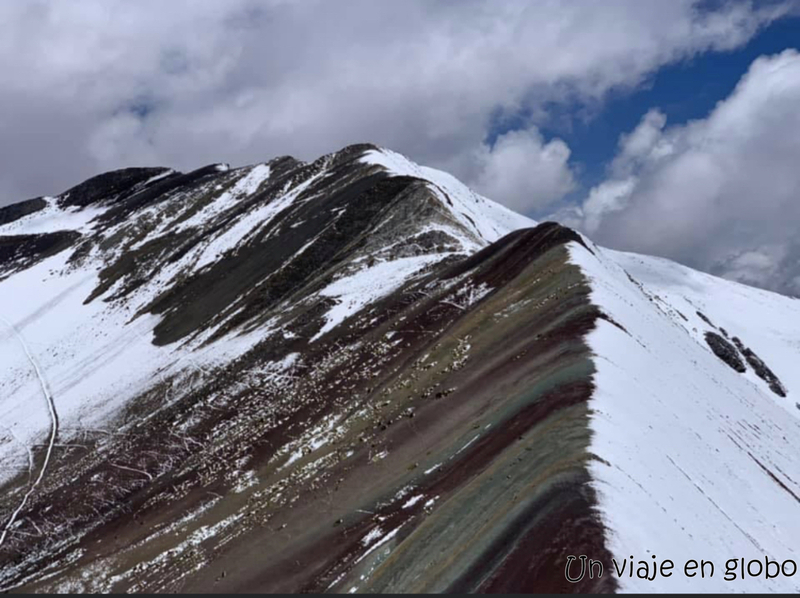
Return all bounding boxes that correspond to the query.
[0,231,81,273]
[704,331,747,373]
[148,173,418,345]
[0,197,47,226]
[732,337,788,397]
[58,167,171,208]
[701,319,787,398]
[95,164,228,227]
[444,221,592,283]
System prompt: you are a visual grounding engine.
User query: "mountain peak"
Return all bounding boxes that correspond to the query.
[1,144,799,593]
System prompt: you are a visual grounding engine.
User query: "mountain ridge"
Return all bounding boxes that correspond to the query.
[0,144,798,592]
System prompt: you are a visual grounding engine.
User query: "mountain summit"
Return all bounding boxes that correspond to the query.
[1,145,798,592]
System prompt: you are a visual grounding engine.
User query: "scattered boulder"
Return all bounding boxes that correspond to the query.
[732,337,787,398]
[704,332,746,373]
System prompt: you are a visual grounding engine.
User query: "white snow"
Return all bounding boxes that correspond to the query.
[569,240,800,592]
[355,524,404,573]
[402,495,424,509]
[143,169,176,186]
[311,254,448,341]
[0,198,102,236]
[172,164,271,234]
[361,527,385,548]
[423,462,442,475]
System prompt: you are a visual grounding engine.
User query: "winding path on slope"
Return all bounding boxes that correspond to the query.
[0,315,58,548]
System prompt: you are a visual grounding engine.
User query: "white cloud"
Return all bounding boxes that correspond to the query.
[611,109,670,177]
[717,247,784,284]
[470,127,576,212]
[582,178,638,233]
[568,49,800,295]
[0,0,790,206]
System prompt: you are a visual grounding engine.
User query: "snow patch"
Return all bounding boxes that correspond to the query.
[312,255,447,341]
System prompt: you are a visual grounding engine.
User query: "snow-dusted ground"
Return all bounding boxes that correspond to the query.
[312,254,451,342]
[0,313,58,547]
[307,147,536,342]
[171,164,271,235]
[0,198,102,236]
[0,149,535,493]
[0,249,206,489]
[0,166,286,490]
[570,240,800,592]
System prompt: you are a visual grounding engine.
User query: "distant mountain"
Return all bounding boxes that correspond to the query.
[1,144,798,593]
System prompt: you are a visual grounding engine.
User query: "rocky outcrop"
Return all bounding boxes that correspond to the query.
[703,328,788,398]
[732,336,787,397]
[704,331,747,373]
[0,197,47,226]
[58,167,172,208]
[0,230,81,274]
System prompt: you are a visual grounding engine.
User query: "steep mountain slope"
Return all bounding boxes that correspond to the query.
[0,144,532,497]
[0,144,798,593]
[571,242,800,592]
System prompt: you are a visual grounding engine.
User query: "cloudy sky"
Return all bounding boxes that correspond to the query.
[1,0,799,295]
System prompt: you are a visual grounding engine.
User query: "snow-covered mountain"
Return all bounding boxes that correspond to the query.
[0,144,798,592]
[573,244,800,592]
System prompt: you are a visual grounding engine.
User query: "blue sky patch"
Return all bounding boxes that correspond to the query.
[489,14,800,210]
